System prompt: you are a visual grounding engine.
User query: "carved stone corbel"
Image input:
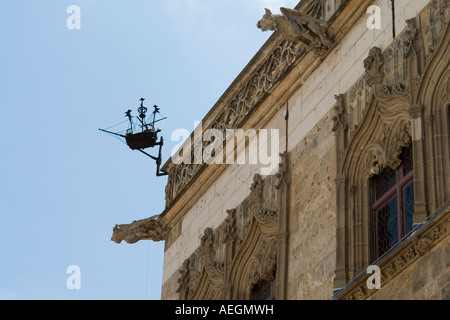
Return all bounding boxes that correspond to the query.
[275,152,291,189]
[221,209,238,244]
[364,47,384,86]
[248,174,279,236]
[403,18,419,59]
[364,46,410,103]
[248,174,264,209]
[199,228,225,288]
[332,94,349,133]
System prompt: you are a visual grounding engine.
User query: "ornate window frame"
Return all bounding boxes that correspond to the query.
[333,90,414,287]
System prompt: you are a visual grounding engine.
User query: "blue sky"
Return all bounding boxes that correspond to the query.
[0,0,298,300]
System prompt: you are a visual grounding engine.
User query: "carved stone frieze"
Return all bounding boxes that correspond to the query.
[339,204,449,300]
[413,236,434,256]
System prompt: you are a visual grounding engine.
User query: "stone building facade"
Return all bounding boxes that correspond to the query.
[112,0,450,300]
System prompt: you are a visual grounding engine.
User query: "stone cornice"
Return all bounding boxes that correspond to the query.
[160,0,373,228]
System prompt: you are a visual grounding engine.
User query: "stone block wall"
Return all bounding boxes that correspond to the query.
[287,110,337,299]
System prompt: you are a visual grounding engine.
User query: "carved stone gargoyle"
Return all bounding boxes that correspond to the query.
[257,7,333,55]
[111,214,168,244]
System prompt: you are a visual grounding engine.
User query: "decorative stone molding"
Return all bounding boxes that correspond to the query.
[199,228,225,288]
[275,151,291,189]
[335,202,450,300]
[221,209,238,244]
[364,45,411,103]
[331,94,348,133]
[111,215,169,244]
[364,47,384,81]
[175,157,290,300]
[247,241,278,288]
[249,174,264,203]
[176,259,191,299]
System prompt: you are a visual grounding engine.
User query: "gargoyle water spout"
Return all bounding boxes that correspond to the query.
[111,215,168,244]
[257,7,333,56]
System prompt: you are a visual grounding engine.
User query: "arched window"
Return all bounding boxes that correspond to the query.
[371,145,414,260]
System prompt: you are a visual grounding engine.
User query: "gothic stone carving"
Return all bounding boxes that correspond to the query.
[275,151,291,189]
[332,94,349,133]
[334,0,450,289]
[176,172,283,300]
[111,215,169,244]
[257,7,333,56]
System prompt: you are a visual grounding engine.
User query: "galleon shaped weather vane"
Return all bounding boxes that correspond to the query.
[99,98,168,177]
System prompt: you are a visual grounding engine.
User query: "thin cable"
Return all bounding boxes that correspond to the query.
[106,132,128,146]
[103,119,129,130]
[145,240,150,300]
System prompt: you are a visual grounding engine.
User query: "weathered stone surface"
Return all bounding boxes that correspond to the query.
[442,284,450,300]
[288,111,337,300]
[161,267,181,300]
[164,220,182,252]
[445,239,450,267]
[412,250,444,294]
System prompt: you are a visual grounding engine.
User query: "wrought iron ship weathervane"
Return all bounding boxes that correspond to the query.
[99,98,168,177]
